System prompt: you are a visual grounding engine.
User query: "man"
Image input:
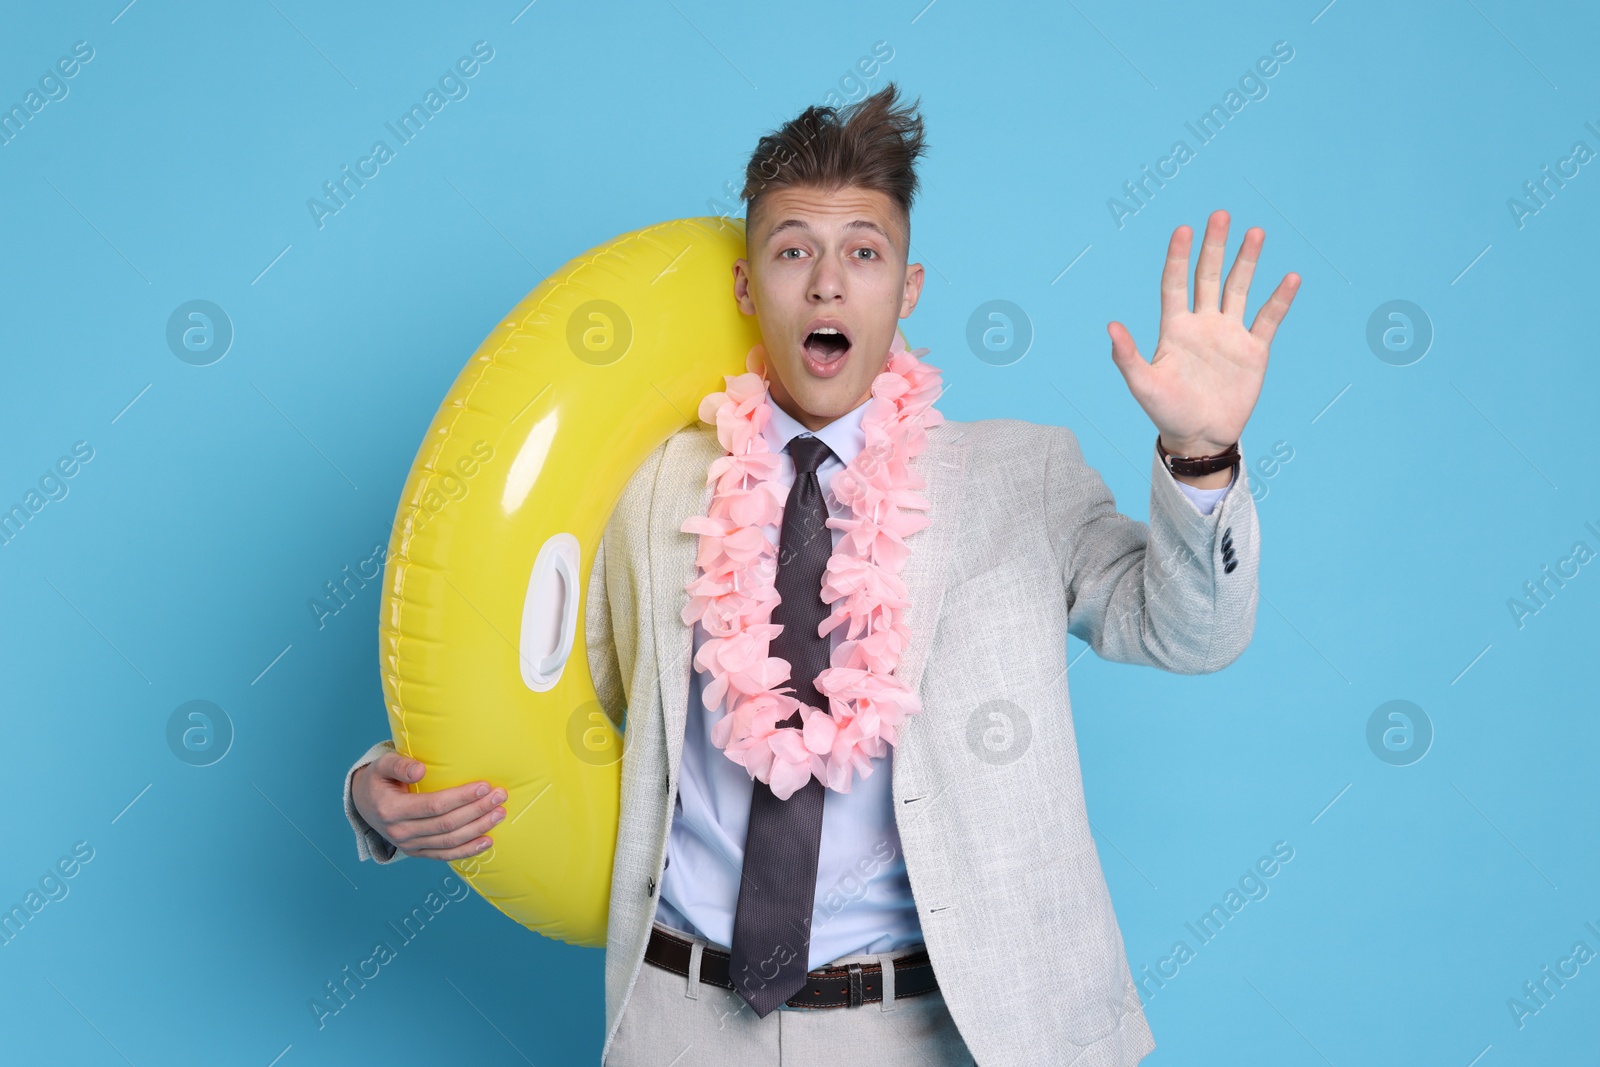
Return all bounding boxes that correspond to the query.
[342,83,1298,1065]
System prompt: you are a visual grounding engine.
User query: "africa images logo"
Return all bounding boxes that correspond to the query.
[1106,40,1295,229]
[306,42,495,230]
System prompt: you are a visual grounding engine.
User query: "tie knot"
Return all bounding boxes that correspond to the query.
[787,434,834,476]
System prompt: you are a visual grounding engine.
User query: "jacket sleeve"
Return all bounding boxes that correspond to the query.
[343,739,405,864]
[1045,426,1259,674]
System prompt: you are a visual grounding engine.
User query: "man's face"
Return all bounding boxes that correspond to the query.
[733,184,925,431]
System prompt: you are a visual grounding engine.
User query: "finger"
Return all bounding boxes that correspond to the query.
[370,751,426,785]
[377,778,501,829]
[1193,209,1229,312]
[1107,322,1155,402]
[391,787,507,842]
[405,806,504,851]
[1220,227,1264,320]
[1158,224,1194,324]
[406,836,495,862]
[1248,272,1302,348]
[402,806,506,855]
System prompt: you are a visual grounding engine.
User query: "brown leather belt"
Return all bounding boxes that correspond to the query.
[644,924,939,1010]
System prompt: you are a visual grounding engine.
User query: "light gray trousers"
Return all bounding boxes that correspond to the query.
[604,921,978,1065]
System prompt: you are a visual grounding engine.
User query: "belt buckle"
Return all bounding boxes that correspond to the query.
[784,959,870,1010]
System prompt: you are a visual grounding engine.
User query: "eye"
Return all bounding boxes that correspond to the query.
[780,247,805,260]
[854,247,878,260]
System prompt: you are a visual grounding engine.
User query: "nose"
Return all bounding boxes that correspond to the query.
[808,255,844,302]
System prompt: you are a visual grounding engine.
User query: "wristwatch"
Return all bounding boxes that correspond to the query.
[1156,435,1240,477]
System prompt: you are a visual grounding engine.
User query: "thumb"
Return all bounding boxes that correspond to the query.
[375,751,425,784]
[1107,322,1154,402]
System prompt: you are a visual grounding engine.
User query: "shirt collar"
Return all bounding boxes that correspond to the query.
[761,389,868,467]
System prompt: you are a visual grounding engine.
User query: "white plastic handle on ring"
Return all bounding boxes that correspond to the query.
[520,532,582,692]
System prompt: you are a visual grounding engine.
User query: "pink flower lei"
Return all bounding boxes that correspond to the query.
[679,333,946,800]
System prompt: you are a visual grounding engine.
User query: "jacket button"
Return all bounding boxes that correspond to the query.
[646,876,656,897]
[1224,559,1238,574]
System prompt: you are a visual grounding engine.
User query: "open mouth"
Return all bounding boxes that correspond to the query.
[804,328,851,360]
[801,323,853,377]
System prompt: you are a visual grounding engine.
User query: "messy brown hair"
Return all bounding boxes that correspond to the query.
[741,81,928,253]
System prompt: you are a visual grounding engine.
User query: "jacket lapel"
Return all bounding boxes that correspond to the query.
[894,421,969,699]
[650,426,721,786]
[647,420,970,784]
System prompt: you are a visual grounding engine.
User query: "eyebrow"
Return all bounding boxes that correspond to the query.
[763,218,894,245]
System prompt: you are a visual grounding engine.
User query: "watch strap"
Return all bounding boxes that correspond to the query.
[1157,436,1240,477]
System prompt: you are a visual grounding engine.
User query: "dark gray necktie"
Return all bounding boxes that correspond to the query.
[728,433,835,1018]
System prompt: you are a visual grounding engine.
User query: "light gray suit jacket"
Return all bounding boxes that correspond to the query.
[345,416,1260,1066]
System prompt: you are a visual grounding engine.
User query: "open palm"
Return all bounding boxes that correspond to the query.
[1108,210,1301,457]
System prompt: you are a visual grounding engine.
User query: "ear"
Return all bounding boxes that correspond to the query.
[899,260,925,319]
[733,258,756,316]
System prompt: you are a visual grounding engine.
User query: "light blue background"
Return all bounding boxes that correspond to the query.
[2,1,1597,1063]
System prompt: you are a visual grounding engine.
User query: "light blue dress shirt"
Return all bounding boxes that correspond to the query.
[653,394,1233,973]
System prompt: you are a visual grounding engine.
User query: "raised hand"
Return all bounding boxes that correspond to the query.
[1106,209,1300,463]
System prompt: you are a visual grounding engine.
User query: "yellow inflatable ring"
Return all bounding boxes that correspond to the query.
[379,215,916,947]
[378,216,759,947]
